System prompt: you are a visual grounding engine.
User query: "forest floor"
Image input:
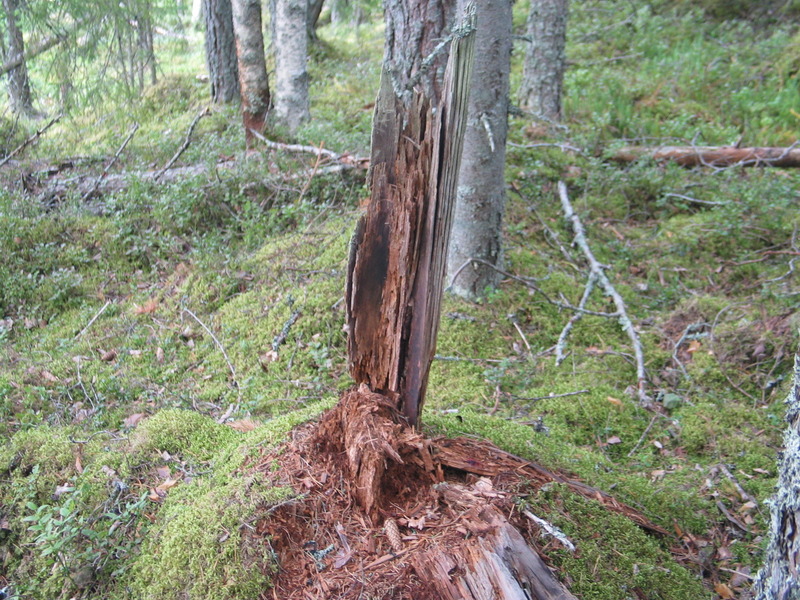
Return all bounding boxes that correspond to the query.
[1,1,799,599]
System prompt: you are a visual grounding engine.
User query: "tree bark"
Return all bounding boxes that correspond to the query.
[753,350,800,600]
[231,0,271,146]
[2,0,35,117]
[518,0,568,122]
[611,145,800,168]
[274,0,310,134]
[203,0,241,103]
[307,0,325,42]
[346,11,475,426]
[446,0,512,300]
[382,0,457,107]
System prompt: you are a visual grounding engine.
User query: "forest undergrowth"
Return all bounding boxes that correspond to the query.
[0,1,798,598]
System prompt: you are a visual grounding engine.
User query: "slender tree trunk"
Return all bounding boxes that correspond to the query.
[518,0,568,121]
[203,0,240,102]
[2,0,35,117]
[307,0,324,42]
[138,0,157,87]
[753,350,800,600]
[231,0,271,146]
[274,0,310,133]
[446,0,512,300]
[330,0,347,24]
[382,0,456,107]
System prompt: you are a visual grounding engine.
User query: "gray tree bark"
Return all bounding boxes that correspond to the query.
[518,0,568,121]
[382,0,456,107]
[2,0,35,117]
[274,0,310,134]
[753,350,800,600]
[307,0,325,42]
[231,0,271,146]
[203,0,240,103]
[445,0,512,300]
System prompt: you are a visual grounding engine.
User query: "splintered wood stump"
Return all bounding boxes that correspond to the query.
[346,17,474,427]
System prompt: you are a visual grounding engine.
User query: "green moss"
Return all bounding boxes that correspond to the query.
[130,409,240,461]
[525,486,709,599]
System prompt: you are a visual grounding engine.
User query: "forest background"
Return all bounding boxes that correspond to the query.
[0,0,799,598]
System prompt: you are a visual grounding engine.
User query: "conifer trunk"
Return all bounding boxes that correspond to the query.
[2,0,35,117]
[231,0,271,146]
[203,0,240,103]
[518,0,568,121]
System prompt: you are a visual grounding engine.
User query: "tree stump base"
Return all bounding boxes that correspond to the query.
[250,389,665,599]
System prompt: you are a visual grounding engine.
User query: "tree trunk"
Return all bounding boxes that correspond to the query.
[137,0,157,87]
[611,145,800,168]
[307,0,324,42]
[446,0,512,300]
[203,0,241,103]
[2,0,35,117]
[274,0,310,134]
[346,11,474,427]
[231,0,271,146]
[330,0,347,24]
[518,0,568,121]
[753,350,800,600]
[382,0,456,106]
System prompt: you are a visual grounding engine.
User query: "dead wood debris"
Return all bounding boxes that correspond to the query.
[246,389,668,599]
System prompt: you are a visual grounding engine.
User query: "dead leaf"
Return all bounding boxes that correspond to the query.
[259,350,279,370]
[606,436,622,445]
[650,469,666,482]
[156,466,171,479]
[653,440,663,449]
[156,346,165,363]
[149,488,166,502]
[75,454,83,473]
[40,370,60,384]
[54,484,74,498]
[100,349,117,362]
[123,413,146,428]
[606,396,623,407]
[228,419,259,432]
[156,478,181,491]
[753,468,770,475]
[714,582,734,599]
[133,298,159,315]
[687,340,702,354]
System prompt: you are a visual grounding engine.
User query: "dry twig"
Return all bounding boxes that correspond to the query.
[182,306,240,399]
[0,113,62,168]
[557,181,649,404]
[82,123,139,201]
[154,107,210,181]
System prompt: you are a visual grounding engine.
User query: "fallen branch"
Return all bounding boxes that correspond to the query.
[154,107,210,181]
[611,144,800,168]
[0,113,62,168]
[74,300,111,340]
[82,123,139,201]
[248,128,368,166]
[182,307,240,399]
[557,181,649,404]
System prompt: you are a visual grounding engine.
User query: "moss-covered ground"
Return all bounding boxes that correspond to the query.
[1,1,798,598]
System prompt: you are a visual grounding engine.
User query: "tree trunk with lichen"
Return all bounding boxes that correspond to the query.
[274,0,310,133]
[382,0,456,106]
[446,0,512,300]
[753,349,800,599]
[203,0,240,103]
[231,0,271,146]
[518,0,568,121]
[2,0,35,117]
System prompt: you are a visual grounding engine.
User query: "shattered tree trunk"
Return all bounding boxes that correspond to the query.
[753,350,800,599]
[611,145,800,168]
[341,12,581,600]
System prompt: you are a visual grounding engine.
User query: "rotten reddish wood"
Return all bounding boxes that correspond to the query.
[611,145,800,168]
[433,436,668,536]
[414,483,579,600]
[346,22,474,426]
